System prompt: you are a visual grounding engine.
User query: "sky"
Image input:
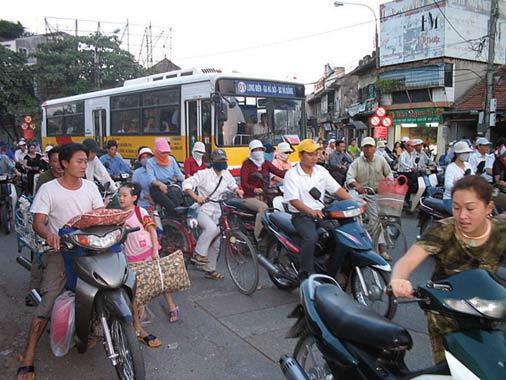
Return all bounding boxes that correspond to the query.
[3,0,384,87]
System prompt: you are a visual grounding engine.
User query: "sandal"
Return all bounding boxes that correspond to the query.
[16,365,35,380]
[191,253,209,265]
[168,306,180,323]
[204,270,225,280]
[138,334,162,348]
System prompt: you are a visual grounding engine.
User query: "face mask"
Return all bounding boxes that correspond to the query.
[459,153,470,162]
[212,161,228,171]
[193,152,204,159]
[140,158,149,167]
[277,152,289,161]
[251,151,264,161]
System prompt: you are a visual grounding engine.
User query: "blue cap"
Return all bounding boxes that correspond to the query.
[0,141,7,147]
[264,143,274,153]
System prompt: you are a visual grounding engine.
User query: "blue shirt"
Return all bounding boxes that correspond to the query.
[132,167,152,209]
[146,156,184,185]
[100,154,132,176]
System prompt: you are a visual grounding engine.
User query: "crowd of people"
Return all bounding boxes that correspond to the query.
[5,133,506,379]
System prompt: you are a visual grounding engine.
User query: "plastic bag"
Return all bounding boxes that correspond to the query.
[50,291,75,357]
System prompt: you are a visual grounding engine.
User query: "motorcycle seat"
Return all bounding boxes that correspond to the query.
[174,206,189,216]
[224,198,256,215]
[314,284,412,351]
[423,197,447,213]
[269,212,299,236]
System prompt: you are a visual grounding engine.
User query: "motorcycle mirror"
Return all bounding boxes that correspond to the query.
[464,169,471,176]
[415,157,420,164]
[309,187,321,200]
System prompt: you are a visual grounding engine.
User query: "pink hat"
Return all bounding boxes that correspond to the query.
[155,138,171,153]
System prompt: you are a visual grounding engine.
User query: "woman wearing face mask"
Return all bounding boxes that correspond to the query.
[443,141,474,214]
[240,140,285,244]
[183,141,207,178]
[183,149,244,277]
[132,147,155,209]
[147,138,185,216]
[270,142,293,186]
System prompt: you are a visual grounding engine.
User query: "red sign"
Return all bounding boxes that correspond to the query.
[23,115,33,124]
[369,115,381,127]
[375,106,387,118]
[373,127,388,139]
[381,116,393,128]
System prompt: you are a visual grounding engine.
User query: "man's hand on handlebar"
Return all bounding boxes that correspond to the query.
[389,279,414,298]
[236,189,244,198]
[254,188,264,195]
[159,183,168,193]
[309,209,324,219]
[46,233,61,251]
[195,195,206,204]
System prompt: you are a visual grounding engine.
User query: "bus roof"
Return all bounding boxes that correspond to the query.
[41,68,304,107]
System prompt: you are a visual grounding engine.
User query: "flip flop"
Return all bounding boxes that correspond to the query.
[191,254,209,265]
[204,270,225,280]
[168,306,180,323]
[16,365,35,380]
[138,334,162,348]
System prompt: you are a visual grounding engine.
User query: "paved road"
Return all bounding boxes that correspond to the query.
[0,213,433,380]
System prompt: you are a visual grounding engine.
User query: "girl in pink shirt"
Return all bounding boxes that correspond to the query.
[119,183,180,348]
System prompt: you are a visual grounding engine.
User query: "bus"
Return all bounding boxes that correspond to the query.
[41,67,306,175]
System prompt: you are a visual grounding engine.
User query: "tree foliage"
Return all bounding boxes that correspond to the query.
[0,20,24,40]
[0,45,38,139]
[32,33,145,100]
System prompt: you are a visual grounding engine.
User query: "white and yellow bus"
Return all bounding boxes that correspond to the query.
[41,67,306,175]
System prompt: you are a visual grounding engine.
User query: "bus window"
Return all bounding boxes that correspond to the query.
[111,110,141,134]
[142,106,180,134]
[47,118,63,136]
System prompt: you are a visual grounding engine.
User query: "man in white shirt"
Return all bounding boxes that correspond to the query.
[18,142,104,380]
[413,139,432,170]
[397,140,418,194]
[82,138,118,193]
[284,139,353,279]
[14,139,28,164]
[469,137,493,183]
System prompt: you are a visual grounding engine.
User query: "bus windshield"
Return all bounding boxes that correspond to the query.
[216,95,303,146]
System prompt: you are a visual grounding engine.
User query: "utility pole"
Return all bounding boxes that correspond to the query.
[482,0,499,138]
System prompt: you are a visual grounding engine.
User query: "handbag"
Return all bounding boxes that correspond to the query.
[128,250,191,306]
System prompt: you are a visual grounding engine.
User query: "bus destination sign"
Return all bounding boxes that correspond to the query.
[235,80,296,97]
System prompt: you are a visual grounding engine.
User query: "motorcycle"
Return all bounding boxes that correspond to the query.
[0,173,16,234]
[258,188,396,319]
[17,225,146,380]
[283,271,506,380]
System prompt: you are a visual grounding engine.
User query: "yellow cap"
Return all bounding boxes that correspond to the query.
[298,139,321,153]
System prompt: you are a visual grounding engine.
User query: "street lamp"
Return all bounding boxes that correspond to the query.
[333,1,379,69]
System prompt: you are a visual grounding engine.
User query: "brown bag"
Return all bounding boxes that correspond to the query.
[128,250,191,306]
[65,209,132,229]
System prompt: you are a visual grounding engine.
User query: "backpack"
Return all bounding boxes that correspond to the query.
[134,206,163,242]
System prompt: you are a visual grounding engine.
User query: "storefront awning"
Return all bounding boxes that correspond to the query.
[346,120,368,130]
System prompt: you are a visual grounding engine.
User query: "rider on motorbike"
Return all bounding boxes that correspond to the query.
[240,139,285,243]
[82,139,118,193]
[390,175,506,363]
[283,139,353,280]
[100,140,132,180]
[17,142,104,380]
[0,141,20,207]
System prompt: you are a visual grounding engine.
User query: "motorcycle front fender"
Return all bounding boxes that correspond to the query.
[285,305,305,339]
[74,278,99,353]
[349,250,391,271]
[96,288,134,324]
[332,222,372,251]
[444,329,506,380]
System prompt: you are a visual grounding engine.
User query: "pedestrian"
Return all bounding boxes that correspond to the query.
[347,138,360,159]
[119,183,179,348]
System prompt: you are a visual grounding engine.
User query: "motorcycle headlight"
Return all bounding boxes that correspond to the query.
[467,297,506,319]
[72,228,122,249]
[445,299,481,317]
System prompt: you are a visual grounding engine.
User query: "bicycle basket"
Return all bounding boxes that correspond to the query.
[377,194,404,217]
[377,175,408,196]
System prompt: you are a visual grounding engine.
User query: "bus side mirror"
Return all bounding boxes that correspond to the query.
[216,102,228,122]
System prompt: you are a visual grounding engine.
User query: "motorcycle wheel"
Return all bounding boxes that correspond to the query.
[0,203,10,234]
[109,318,145,380]
[351,267,397,319]
[266,244,298,291]
[293,330,333,380]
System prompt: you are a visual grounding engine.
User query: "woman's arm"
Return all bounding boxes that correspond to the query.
[390,244,430,298]
[146,223,159,259]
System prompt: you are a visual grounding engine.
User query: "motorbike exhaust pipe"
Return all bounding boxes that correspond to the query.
[29,289,42,305]
[279,355,310,380]
[257,253,280,276]
[16,256,32,271]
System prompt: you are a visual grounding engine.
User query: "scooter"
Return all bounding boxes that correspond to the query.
[283,271,506,380]
[417,194,451,238]
[17,225,145,380]
[258,188,396,319]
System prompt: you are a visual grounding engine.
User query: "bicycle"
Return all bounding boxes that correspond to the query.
[160,192,259,295]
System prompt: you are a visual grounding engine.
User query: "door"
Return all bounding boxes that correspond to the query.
[92,109,107,148]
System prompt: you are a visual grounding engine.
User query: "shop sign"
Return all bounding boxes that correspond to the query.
[389,108,443,124]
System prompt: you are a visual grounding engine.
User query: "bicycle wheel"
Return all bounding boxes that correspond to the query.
[109,318,145,380]
[373,221,407,262]
[160,219,192,258]
[351,266,397,319]
[293,330,332,380]
[223,230,259,295]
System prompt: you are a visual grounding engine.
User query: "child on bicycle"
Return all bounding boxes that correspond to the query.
[118,183,180,348]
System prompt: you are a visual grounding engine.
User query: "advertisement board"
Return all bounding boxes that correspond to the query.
[380,0,506,66]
